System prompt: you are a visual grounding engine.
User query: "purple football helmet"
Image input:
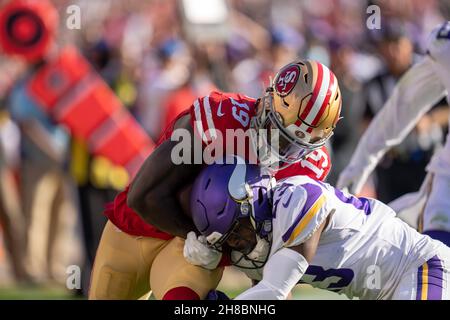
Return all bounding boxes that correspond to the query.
[190,156,274,252]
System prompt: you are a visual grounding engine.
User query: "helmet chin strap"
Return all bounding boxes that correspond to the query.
[230,235,271,270]
[247,235,271,261]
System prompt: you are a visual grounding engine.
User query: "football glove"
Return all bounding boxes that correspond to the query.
[183,231,222,270]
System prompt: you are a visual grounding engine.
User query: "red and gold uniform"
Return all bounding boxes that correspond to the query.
[89,91,331,300]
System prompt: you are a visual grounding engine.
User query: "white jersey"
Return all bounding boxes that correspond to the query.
[337,22,450,195]
[342,56,448,184]
[427,21,450,176]
[271,175,444,300]
[335,22,450,232]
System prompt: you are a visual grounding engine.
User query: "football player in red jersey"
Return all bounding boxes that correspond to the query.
[88,60,342,300]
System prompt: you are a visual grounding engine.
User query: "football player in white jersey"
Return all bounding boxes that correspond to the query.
[188,159,450,300]
[337,21,450,246]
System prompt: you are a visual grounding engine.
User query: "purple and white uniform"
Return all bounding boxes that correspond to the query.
[270,175,450,300]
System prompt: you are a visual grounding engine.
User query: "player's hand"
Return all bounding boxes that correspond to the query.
[183,231,222,270]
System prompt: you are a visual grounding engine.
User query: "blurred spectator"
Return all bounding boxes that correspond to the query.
[161,66,216,129]
[0,108,29,284]
[327,42,367,186]
[7,67,78,283]
[136,38,194,139]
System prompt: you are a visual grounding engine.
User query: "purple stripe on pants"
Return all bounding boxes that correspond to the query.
[426,255,444,300]
[416,255,444,300]
[416,265,423,300]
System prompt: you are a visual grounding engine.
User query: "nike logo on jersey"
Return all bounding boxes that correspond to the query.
[217,99,225,117]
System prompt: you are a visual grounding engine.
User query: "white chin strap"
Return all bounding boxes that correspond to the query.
[230,235,271,280]
[247,236,271,262]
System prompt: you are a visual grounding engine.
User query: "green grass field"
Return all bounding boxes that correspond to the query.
[0,266,352,300]
[0,286,81,300]
[0,284,351,300]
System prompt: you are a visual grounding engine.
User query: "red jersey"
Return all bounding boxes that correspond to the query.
[104,91,331,238]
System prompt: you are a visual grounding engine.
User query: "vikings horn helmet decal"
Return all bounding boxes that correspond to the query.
[190,156,274,270]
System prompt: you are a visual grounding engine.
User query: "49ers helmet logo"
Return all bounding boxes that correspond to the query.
[274,64,300,97]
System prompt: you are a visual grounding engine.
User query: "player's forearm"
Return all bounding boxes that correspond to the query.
[135,193,196,238]
[128,179,198,238]
[235,248,308,300]
[127,131,200,238]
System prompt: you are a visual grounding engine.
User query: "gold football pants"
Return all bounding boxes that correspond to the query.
[89,220,223,299]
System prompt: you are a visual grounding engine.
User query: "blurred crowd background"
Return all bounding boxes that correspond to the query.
[0,0,449,299]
